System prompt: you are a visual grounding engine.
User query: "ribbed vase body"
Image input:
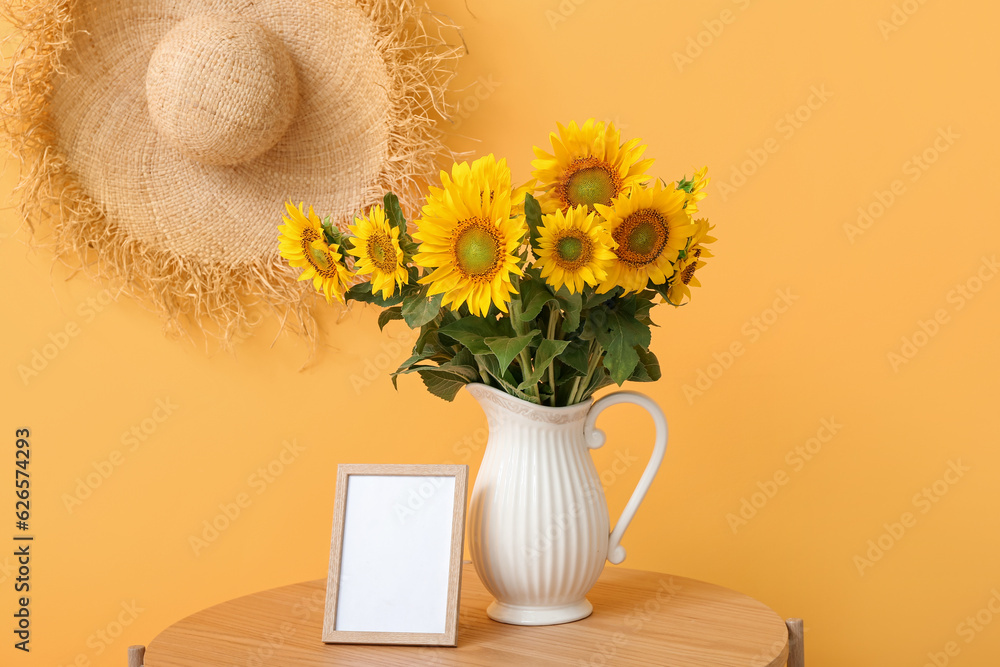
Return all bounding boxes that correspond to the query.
[466,384,609,625]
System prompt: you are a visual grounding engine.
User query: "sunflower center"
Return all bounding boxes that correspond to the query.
[613,209,668,268]
[558,236,584,261]
[680,248,702,284]
[454,219,502,279]
[681,262,697,284]
[309,244,331,270]
[559,157,622,209]
[299,240,341,277]
[553,230,594,271]
[367,232,397,274]
[629,223,659,255]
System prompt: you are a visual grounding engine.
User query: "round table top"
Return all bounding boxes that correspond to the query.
[145,562,788,666]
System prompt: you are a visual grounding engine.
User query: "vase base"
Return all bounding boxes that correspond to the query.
[486,598,593,626]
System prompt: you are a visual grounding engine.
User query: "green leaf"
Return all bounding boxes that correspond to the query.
[524,193,543,252]
[383,192,407,233]
[476,354,536,403]
[414,325,442,355]
[518,338,570,390]
[321,216,338,246]
[417,367,476,401]
[558,338,590,375]
[519,278,559,322]
[392,353,430,375]
[436,307,459,328]
[634,291,656,325]
[582,367,615,399]
[345,281,372,301]
[378,307,403,331]
[402,284,444,328]
[449,346,476,368]
[413,348,482,401]
[485,331,540,374]
[648,281,668,302]
[590,303,651,386]
[391,352,435,389]
[556,290,584,333]
[401,236,420,257]
[475,352,509,383]
[391,359,440,379]
[392,345,472,384]
[629,347,662,382]
[585,288,619,309]
[437,317,501,355]
[320,219,351,258]
[346,281,404,307]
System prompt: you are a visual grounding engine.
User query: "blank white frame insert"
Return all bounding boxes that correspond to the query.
[322,464,468,646]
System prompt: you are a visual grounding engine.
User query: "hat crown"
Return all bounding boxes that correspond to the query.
[145,14,299,166]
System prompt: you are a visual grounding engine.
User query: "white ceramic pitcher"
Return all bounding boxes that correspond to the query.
[466,383,668,626]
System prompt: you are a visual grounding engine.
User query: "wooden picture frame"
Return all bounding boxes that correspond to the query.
[322,464,468,646]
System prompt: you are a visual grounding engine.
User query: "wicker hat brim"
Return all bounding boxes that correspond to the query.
[52,0,394,265]
[2,0,462,345]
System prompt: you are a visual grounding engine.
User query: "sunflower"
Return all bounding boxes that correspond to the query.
[472,151,512,199]
[278,201,353,304]
[420,153,511,212]
[348,205,408,300]
[413,154,527,316]
[667,218,716,305]
[678,166,710,216]
[531,119,653,214]
[594,182,697,294]
[535,205,616,294]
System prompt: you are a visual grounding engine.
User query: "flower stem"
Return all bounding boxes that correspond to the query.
[568,339,599,404]
[577,348,603,402]
[474,356,491,386]
[519,347,540,403]
[508,291,541,404]
[568,377,582,405]
[546,305,561,406]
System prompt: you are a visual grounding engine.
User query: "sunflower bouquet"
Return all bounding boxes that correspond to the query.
[278,119,715,406]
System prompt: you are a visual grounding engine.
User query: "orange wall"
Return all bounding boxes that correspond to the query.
[3,1,1000,665]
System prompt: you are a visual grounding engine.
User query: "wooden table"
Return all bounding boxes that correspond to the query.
[141,563,790,666]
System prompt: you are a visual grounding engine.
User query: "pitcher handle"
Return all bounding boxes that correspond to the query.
[584,391,668,565]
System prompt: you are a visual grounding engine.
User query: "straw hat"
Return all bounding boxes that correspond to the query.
[3,0,461,342]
